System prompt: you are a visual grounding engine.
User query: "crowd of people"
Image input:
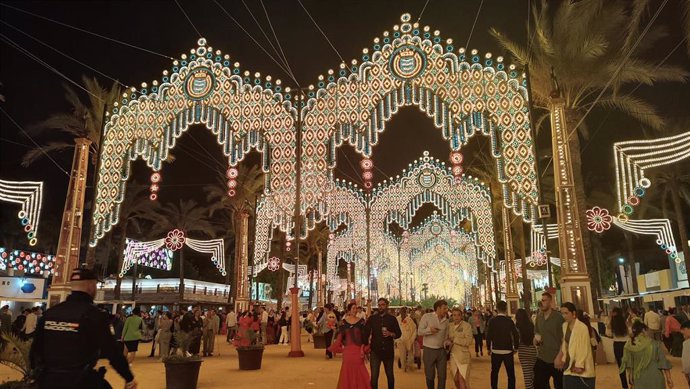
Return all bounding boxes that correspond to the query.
[4,292,690,389]
[313,293,690,389]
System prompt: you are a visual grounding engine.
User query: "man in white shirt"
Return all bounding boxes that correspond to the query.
[417,300,450,389]
[259,306,269,344]
[22,307,40,339]
[226,308,237,343]
[644,307,662,341]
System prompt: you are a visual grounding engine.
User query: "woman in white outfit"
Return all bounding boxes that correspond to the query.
[448,308,473,389]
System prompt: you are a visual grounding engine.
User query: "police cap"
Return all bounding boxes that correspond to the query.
[70,264,101,282]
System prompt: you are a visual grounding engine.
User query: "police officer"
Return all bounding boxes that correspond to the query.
[30,265,138,389]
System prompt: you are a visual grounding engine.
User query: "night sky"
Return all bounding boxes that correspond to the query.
[1,1,689,275]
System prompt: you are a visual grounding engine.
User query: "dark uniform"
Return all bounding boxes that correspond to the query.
[30,268,134,389]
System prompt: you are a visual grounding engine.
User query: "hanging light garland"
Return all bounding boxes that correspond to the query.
[0,246,55,275]
[121,230,226,277]
[0,180,43,246]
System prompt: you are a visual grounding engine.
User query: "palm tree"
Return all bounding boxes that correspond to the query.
[491,0,687,292]
[205,163,264,303]
[108,182,160,300]
[303,224,330,308]
[22,76,122,268]
[153,199,216,302]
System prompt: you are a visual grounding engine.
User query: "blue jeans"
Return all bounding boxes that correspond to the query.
[370,351,394,389]
[563,375,595,389]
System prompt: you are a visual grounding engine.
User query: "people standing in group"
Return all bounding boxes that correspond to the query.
[226,308,237,343]
[468,310,485,357]
[619,321,673,389]
[365,298,402,389]
[320,303,338,359]
[157,312,173,359]
[121,307,143,364]
[666,307,684,357]
[644,306,662,341]
[202,309,219,356]
[680,320,690,387]
[148,310,162,358]
[259,305,269,344]
[22,307,40,340]
[447,308,473,389]
[278,311,290,344]
[485,301,519,389]
[189,307,204,356]
[606,307,630,389]
[0,305,12,334]
[396,307,417,372]
[516,308,537,389]
[418,299,450,389]
[557,302,595,389]
[328,302,372,389]
[12,309,28,338]
[534,292,564,389]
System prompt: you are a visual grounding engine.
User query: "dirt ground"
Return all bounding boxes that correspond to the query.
[1,334,687,389]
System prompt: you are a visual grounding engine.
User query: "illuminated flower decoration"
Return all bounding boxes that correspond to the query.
[586,206,612,233]
[449,151,464,165]
[530,250,547,267]
[267,256,281,272]
[165,229,186,251]
[360,158,374,170]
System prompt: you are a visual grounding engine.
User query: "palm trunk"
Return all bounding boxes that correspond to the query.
[513,218,531,307]
[307,265,314,309]
[669,173,690,280]
[113,220,129,301]
[565,109,599,304]
[277,234,286,309]
[179,248,185,303]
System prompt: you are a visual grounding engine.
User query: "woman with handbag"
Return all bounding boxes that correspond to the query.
[620,321,674,389]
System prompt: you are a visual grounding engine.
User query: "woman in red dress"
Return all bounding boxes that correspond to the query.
[328,303,371,389]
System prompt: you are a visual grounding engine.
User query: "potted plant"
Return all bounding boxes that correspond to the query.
[311,321,327,349]
[162,334,203,389]
[0,333,36,389]
[233,321,264,370]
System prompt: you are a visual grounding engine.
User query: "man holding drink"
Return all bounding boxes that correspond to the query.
[365,298,402,389]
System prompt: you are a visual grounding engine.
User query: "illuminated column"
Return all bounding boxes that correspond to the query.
[549,97,593,315]
[502,207,519,314]
[484,263,493,309]
[234,211,250,312]
[317,249,324,308]
[48,138,91,307]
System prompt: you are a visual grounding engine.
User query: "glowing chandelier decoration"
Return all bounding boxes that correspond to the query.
[369,152,496,267]
[0,246,55,275]
[226,166,239,197]
[120,229,226,277]
[89,14,542,304]
[361,157,374,189]
[586,131,690,265]
[612,218,680,263]
[267,256,281,272]
[0,180,43,246]
[529,223,558,267]
[149,172,162,201]
[121,238,172,276]
[613,131,690,216]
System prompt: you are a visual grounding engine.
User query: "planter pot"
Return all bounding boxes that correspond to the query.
[164,359,202,389]
[313,333,327,349]
[237,347,264,370]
